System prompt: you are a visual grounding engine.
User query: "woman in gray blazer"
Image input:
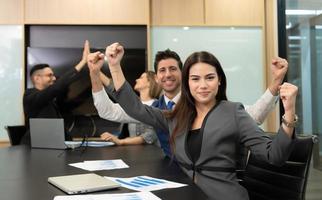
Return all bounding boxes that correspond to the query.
[88,43,298,200]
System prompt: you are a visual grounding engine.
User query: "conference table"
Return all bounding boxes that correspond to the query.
[0,144,207,200]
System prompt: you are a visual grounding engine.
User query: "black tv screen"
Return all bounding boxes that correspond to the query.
[26,47,146,137]
[27,47,146,115]
[25,25,147,137]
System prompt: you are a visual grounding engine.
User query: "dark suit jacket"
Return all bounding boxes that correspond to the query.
[22,68,79,144]
[151,95,172,157]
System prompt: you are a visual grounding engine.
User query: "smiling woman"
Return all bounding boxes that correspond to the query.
[189,62,220,108]
[173,52,227,134]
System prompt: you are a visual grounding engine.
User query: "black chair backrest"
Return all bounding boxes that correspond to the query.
[118,123,129,139]
[241,135,318,200]
[5,125,26,145]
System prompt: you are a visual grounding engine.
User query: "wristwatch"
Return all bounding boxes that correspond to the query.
[282,114,298,128]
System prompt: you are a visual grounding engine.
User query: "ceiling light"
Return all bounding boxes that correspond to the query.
[285,9,322,16]
[288,36,306,40]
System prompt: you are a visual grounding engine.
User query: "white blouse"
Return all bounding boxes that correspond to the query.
[92,88,277,125]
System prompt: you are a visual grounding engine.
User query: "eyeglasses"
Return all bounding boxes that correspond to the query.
[39,73,55,78]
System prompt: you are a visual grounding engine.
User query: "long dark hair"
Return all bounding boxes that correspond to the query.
[168,51,227,153]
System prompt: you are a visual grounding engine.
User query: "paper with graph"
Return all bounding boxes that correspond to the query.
[69,159,129,171]
[105,176,187,192]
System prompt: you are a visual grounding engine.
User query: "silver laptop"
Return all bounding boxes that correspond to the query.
[29,118,74,149]
[48,173,120,194]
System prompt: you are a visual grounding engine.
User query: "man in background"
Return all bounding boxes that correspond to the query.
[21,40,90,144]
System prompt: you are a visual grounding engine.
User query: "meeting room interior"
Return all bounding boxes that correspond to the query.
[0,0,321,200]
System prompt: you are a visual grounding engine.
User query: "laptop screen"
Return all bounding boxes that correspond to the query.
[29,118,67,149]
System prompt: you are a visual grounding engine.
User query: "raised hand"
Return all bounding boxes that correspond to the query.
[75,40,91,72]
[279,82,298,137]
[103,42,126,91]
[81,40,90,64]
[279,82,297,113]
[105,42,124,67]
[269,57,288,95]
[87,51,105,74]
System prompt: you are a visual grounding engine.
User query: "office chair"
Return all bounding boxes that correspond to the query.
[240,134,318,200]
[118,123,129,139]
[5,125,26,145]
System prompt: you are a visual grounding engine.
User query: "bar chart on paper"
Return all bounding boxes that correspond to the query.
[116,176,165,188]
[106,176,187,192]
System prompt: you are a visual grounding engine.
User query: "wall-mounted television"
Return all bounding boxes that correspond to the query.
[25,25,147,136]
[26,47,146,115]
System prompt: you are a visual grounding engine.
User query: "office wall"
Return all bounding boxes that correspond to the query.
[0,0,23,24]
[151,0,265,26]
[151,27,264,106]
[264,0,280,131]
[205,0,264,26]
[0,0,278,141]
[0,0,24,140]
[24,0,149,24]
[0,25,24,140]
[151,0,204,25]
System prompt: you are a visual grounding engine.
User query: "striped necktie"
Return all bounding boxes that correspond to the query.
[166,101,175,110]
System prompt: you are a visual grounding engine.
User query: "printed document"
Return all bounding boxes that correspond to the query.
[105,175,187,192]
[69,159,129,171]
[53,191,161,200]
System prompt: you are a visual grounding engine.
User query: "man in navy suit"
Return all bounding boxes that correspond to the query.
[150,50,183,157]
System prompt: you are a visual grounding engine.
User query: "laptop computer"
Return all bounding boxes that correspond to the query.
[29,118,80,149]
[48,173,120,194]
[29,118,115,149]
